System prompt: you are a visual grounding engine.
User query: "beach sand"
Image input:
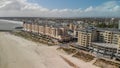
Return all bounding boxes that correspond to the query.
[0,32,99,68]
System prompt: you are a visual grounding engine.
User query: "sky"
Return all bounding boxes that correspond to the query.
[28,0,108,9]
[0,0,120,17]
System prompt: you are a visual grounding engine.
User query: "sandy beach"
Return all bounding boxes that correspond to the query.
[0,32,99,68]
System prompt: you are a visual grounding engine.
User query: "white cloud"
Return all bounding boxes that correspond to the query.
[0,0,120,17]
[85,6,93,12]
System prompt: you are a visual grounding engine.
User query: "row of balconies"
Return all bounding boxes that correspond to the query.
[23,23,71,41]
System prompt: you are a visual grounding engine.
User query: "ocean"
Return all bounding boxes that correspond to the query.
[0,19,22,31]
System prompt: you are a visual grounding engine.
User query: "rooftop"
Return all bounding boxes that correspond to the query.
[92,42,119,49]
[97,28,120,34]
[78,26,96,33]
[24,20,69,28]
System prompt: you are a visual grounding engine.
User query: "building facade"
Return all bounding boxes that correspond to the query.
[78,27,97,47]
[23,21,72,41]
[77,28,120,58]
[78,28,120,48]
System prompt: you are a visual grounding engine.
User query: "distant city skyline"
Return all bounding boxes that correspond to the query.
[0,0,120,17]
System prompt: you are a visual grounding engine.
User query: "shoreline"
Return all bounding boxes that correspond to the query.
[0,32,99,68]
[11,31,120,68]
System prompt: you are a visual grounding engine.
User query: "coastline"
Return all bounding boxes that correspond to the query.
[0,32,99,68]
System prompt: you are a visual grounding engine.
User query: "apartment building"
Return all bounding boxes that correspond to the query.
[68,23,77,30]
[78,27,120,58]
[78,31,92,47]
[23,21,32,32]
[78,28,120,48]
[97,29,120,45]
[78,27,97,47]
[38,24,45,34]
[104,31,113,43]
[98,30,113,43]
[112,33,119,44]
[68,21,86,38]
[23,20,72,41]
